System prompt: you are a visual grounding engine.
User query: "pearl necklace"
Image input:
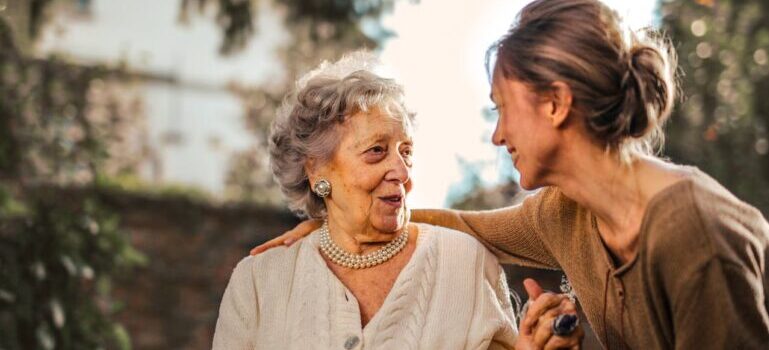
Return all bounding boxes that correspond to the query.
[319,221,409,269]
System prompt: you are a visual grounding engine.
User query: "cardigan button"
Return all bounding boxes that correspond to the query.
[344,335,360,349]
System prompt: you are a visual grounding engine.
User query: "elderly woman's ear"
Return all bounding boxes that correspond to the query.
[305,158,326,186]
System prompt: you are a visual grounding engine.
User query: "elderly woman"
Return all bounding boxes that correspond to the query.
[212,53,581,349]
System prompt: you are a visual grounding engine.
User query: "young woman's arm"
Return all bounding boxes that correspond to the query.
[253,188,565,270]
[410,205,558,269]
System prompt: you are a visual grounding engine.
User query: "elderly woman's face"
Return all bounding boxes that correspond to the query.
[316,107,413,233]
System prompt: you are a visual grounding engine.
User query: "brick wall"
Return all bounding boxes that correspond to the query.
[102,192,298,350]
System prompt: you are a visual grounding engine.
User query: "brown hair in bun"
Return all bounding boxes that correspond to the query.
[489,0,678,160]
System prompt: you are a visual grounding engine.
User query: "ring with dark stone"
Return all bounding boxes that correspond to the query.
[552,314,579,336]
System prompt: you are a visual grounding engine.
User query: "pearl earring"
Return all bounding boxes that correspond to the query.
[312,179,331,198]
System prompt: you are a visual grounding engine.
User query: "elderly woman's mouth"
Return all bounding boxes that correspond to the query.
[379,195,404,207]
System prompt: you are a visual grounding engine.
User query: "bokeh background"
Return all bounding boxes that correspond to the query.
[1,0,767,349]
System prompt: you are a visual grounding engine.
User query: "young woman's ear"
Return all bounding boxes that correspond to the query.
[548,81,573,128]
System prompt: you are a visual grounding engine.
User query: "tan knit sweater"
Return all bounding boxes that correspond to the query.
[415,168,769,349]
[212,223,518,349]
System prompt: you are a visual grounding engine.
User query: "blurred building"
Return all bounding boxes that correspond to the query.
[30,0,286,197]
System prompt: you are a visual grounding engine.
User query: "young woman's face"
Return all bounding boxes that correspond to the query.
[314,107,413,234]
[490,69,562,190]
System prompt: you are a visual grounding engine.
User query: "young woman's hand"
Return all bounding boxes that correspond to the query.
[249,219,322,255]
[515,279,583,350]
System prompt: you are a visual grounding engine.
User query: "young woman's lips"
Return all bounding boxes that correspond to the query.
[379,195,403,208]
[508,147,519,165]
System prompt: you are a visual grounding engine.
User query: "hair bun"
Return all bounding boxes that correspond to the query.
[614,40,677,141]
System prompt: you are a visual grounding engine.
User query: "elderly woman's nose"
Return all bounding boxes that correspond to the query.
[384,154,410,183]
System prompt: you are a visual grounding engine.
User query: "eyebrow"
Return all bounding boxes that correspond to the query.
[354,133,389,149]
[354,133,413,149]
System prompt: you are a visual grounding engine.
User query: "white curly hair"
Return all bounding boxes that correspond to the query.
[269,51,415,218]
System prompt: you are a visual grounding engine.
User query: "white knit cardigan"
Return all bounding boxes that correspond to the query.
[212,223,518,349]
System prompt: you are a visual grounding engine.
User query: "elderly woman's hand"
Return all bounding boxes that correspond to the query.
[515,279,583,350]
[250,219,322,255]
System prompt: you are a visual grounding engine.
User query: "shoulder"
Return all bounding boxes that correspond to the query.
[228,234,310,286]
[687,171,768,237]
[519,186,578,213]
[643,168,769,271]
[417,223,504,279]
[419,223,491,254]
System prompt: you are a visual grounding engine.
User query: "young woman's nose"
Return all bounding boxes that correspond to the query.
[492,119,506,146]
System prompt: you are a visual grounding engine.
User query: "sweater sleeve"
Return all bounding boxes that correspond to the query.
[412,188,561,269]
[479,247,519,350]
[671,258,769,349]
[212,257,258,350]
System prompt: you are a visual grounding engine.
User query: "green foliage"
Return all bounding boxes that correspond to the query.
[0,12,144,349]
[661,0,769,215]
[0,19,107,183]
[0,185,146,350]
[180,0,400,54]
[95,174,214,204]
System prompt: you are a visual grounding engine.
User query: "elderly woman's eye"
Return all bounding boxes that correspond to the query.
[364,146,388,161]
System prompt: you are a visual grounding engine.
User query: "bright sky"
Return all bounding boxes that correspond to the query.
[36,0,658,208]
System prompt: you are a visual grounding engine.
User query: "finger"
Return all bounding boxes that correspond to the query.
[251,220,322,254]
[250,237,284,255]
[524,278,544,300]
[522,293,560,333]
[513,335,535,350]
[298,219,323,233]
[519,302,534,336]
[546,323,584,350]
[534,299,580,348]
[565,327,585,350]
[534,303,567,344]
[286,220,323,244]
[532,311,557,348]
[522,293,568,332]
[544,334,580,350]
[559,298,578,314]
[537,306,563,330]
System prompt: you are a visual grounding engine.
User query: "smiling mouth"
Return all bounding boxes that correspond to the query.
[379,195,404,207]
[507,147,519,162]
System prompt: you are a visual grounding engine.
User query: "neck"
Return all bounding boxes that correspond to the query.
[546,143,656,263]
[325,214,404,255]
